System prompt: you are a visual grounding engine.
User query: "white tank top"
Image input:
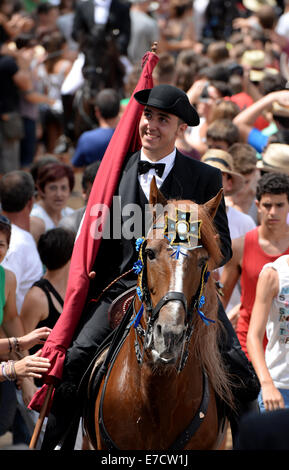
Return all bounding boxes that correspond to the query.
[262,255,289,389]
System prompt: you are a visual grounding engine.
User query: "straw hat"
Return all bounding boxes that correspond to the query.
[257,143,289,174]
[243,0,276,12]
[242,50,265,69]
[272,101,289,118]
[201,149,245,195]
[241,50,265,81]
[241,50,279,82]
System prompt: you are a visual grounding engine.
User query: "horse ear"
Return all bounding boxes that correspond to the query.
[204,188,223,219]
[149,177,168,225]
[149,176,167,207]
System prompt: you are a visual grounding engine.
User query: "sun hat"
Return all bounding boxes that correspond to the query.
[201,149,245,195]
[272,101,289,118]
[242,0,276,12]
[257,143,289,174]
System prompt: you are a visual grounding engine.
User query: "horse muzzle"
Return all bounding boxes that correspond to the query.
[151,320,186,366]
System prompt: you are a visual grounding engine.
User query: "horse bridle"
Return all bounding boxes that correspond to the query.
[97,239,211,451]
[133,238,210,372]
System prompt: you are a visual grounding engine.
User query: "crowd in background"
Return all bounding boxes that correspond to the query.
[1,0,289,450]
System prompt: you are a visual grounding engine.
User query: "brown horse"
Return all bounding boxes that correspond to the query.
[87,180,234,450]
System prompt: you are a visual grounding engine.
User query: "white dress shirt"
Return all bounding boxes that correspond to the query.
[94,0,112,24]
[138,148,176,200]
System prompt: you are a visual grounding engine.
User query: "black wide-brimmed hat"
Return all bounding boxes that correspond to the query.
[134,84,200,126]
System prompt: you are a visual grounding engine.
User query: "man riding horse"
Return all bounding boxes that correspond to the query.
[41,84,260,450]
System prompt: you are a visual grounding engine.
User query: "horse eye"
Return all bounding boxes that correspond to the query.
[145,248,156,261]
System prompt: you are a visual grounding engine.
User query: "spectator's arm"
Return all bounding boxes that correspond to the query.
[22,90,55,106]
[233,90,289,142]
[1,270,24,339]
[247,268,284,410]
[20,287,47,334]
[12,68,33,93]
[234,90,289,127]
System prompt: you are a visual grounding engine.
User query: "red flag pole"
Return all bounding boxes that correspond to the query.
[28,44,159,450]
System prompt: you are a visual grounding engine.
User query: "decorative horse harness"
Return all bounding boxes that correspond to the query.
[97,208,217,450]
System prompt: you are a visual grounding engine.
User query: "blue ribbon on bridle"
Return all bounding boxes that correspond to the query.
[169,245,188,260]
[197,294,215,326]
[129,304,144,328]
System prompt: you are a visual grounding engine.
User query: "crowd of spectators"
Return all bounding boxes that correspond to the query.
[1,0,289,450]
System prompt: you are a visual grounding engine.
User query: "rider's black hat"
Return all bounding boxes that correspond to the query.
[134,84,200,127]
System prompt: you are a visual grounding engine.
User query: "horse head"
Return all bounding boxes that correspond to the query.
[134,177,223,370]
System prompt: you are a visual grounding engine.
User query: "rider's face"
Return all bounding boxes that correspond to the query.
[139,106,187,161]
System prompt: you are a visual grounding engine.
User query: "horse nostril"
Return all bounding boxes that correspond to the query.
[163,328,184,349]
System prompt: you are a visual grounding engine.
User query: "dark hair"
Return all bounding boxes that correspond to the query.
[0,171,35,212]
[268,130,289,145]
[210,100,240,122]
[256,172,289,202]
[261,74,287,95]
[207,41,229,64]
[152,52,176,86]
[37,163,75,192]
[94,88,120,119]
[228,74,243,95]
[0,217,11,245]
[30,156,59,183]
[206,119,239,146]
[229,143,257,175]
[37,227,75,270]
[273,115,289,129]
[198,64,229,83]
[210,80,232,97]
[81,161,100,191]
[15,33,36,49]
[37,3,58,14]
[41,31,67,54]
[175,62,197,92]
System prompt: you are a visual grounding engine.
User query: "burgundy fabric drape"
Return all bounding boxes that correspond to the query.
[29,51,159,412]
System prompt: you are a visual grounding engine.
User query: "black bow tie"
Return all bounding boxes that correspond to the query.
[138,160,166,177]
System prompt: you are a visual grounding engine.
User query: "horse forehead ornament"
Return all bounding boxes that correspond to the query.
[131,205,214,371]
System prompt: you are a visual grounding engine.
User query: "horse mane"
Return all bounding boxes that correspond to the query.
[199,204,222,270]
[195,205,234,409]
[191,275,235,410]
